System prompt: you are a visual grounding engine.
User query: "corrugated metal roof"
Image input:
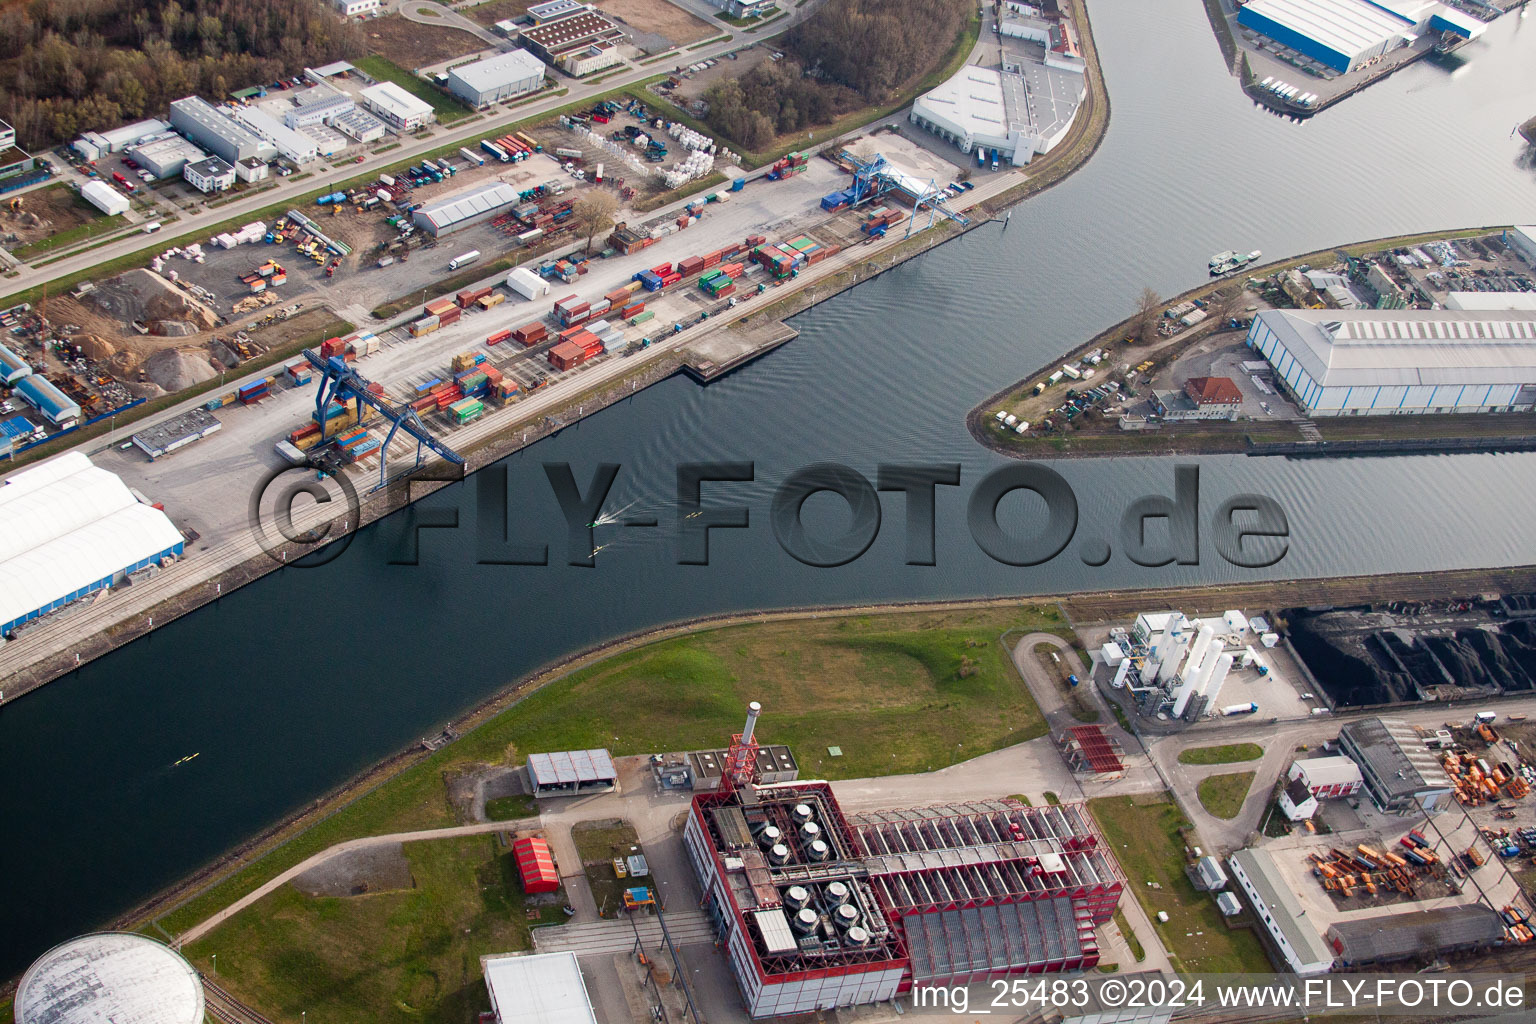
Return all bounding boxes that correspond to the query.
[481,951,597,1024]
[1229,848,1334,970]
[1293,755,1362,787]
[1256,308,1536,388]
[419,182,522,230]
[1241,0,1413,59]
[753,908,798,953]
[512,836,561,892]
[14,376,82,421]
[449,49,546,93]
[1330,905,1503,961]
[528,748,616,786]
[16,933,203,1024]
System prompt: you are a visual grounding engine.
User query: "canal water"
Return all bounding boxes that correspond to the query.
[3,0,1536,978]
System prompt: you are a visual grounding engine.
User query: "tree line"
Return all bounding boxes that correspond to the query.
[0,0,366,149]
[702,0,971,152]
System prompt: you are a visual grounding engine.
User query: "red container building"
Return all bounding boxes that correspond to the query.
[513,837,561,894]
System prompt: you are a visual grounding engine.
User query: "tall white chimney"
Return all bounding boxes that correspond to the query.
[742,701,762,744]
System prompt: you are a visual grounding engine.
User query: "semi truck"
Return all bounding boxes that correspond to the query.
[448,250,481,271]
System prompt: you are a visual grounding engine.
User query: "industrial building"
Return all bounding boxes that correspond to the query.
[169,97,274,164]
[447,49,547,106]
[71,118,170,161]
[1227,848,1333,975]
[80,180,130,216]
[559,41,626,77]
[231,107,320,164]
[236,156,270,183]
[1336,717,1455,814]
[1278,777,1319,821]
[1102,610,1268,721]
[182,156,235,193]
[481,951,597,1024]
[125,132,207,179]
[331,108,388,143]
[1444,291,1536,311]
[0,452,184,638]
[13,375,81,426]
[1236,0,1482,75]
[684,703,1121,1018]
[703,0,777,17]
[1287,755,1363,798]
[0,342,30,384]
[1325,905,1504,965]
[910,59,1085,166]
[527,748,617,797]
[360,82,436,131]
[15,932,203,1024]
[283,86,356,129]
[413,181,524,236]
[516,4,627,73]
[333,0,382,14]
[1508,226,1536,264]
[1246,308,1536,416]
[0,119,39,193]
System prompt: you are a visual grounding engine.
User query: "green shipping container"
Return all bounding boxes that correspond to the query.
[789,238,814,251]
[629,310,655,325]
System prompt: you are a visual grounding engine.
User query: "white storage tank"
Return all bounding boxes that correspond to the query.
[17,933,204,1024]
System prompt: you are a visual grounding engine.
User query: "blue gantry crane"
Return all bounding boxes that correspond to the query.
[304,350,465,492]
[841,150,970,236]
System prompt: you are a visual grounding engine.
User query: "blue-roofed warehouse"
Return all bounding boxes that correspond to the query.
[14,375,82,426]
[1237,0,1419,74]
[0,341,31,385]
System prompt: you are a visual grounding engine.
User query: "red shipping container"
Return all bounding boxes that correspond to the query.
[486,329,513,346]
[515,322,548,345]
[649,262,672,275]
[715,283,736,297]
[425,298,455,317]
[678,256,704,275]
[481,364,504,384]
[618,302,645,318]
[701,253,720,269]
[439,307,462,326]
[559,324,588,341]
[661,272,681,286]
[576,263,588,275]
[746,234,766,246]
[605,288,631,304]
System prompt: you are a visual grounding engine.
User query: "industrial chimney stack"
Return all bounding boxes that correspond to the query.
[743,701,762,745]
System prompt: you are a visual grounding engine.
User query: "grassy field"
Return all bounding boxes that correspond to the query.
[155,604,1059,938]
[484,795,537,821]
[184,834,564,1024]
[1089,794,1271,974]
[1114,908,1146,962]
[1197,772,1256,820]
[1177,743,1263,765]
[355,55,475,123]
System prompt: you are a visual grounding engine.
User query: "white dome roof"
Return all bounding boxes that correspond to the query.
[17,933,204,1024]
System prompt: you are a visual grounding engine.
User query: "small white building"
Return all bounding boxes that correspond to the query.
[80,180,129,216]
[330,108,388,143]
[1279,777,1319,821]
[1227,848,1334,975]
[481,952,596,1024]
[182,156,235,193]
[562,41,625,76]
[333,0,381,15]
[361,82,436,131]
[1288,755,1363,798]
[235,157,269,183]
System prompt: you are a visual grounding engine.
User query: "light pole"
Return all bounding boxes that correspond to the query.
[211,953,216,977]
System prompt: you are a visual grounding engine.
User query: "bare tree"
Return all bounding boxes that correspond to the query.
[573,191,620,254]
[1131,286,1162,343]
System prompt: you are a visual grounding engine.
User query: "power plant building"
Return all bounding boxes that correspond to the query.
[447,49,547,106]
[15,932,203,1024]
[1246,308,1536,416]
[686,782,1121,1017]
[169,96,274,164]
[0,452,184,638]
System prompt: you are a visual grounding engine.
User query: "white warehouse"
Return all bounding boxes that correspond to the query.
[447,49,546,107]
[1246,308,1536,416]
[910,62,1084,166]
[0,452,184,638]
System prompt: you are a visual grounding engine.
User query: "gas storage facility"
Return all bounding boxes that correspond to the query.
[0,451,183,638]
[683,704,1123,1018]
[15,932,204,1024]
[1102,610,1279,721]
[1244,309,1536,416]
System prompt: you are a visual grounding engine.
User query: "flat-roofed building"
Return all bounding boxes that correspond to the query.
[446,49,547,106]
[526,748,617,797]
[230,107,320,164]
[1246,308,1536,415]
[481,952,597,1024]
[561,41,624,76]
[1227,848,1334,975]
[182,156,235,193]
[1337,716,1454,814]
[1507,226,1536,264]
[235,156,269,183]
[284,86,355,128]
[360,82,436,131]
[333,0,382,15]
[72,119,171,161]
[1326,905,1503,965]
[1287,755,1363,797]
[330,108,388,143]
[1237,0,1417,74]
[125,133,206,179]
[527,0,587,21]
[169,97,273,164]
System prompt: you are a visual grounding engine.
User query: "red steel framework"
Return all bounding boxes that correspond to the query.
[1067,724,1126,774]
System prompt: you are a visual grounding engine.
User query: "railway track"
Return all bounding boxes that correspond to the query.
[202,976,281,1024]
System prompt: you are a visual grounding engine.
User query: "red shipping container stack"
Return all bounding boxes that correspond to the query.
[678,256,705,275]
[701,251,721,269]
[715,283,736,297]
[439,307,462,326]
[605,288,631,305]
[514,322,548,346]
[618,302,645,318]
[661,271,681,287]
[486,328,513,346]
[649,262,673,276]
[720,262,744,279]
[547,340,587,371]
[425,298,456,318]
[457,286,493,308]
[745,234,766,246]
[481,364,504,385]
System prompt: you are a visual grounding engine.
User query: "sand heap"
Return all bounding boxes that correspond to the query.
[143,348,218,392]
[74,334,117,360]
[88,269,219,335]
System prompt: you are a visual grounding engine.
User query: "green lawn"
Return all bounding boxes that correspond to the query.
[1114,908,1146,962]
[1177,743,1263,765]
[156,604,1058,939]
[1089,794,1271,974]
[484,795,536,821]
[1197,772,1256,820]
[184,834,564,1024]
[355,55,474,123]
